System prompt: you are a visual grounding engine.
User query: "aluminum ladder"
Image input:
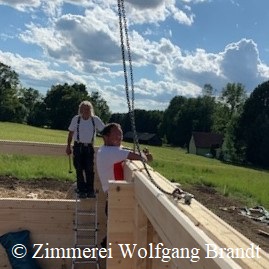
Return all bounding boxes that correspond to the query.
[72,192,100,269]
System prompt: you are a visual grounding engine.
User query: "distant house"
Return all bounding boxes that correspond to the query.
[189,132,223,158]
[123,131,162,146]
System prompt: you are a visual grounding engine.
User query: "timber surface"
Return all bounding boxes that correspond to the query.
[1,140,269,269]
[126,161,269,269]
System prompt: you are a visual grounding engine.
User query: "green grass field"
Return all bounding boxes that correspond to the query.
[0,121,268,208]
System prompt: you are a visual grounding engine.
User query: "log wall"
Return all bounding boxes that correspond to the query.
[0,198,107,269]
[106,161,269,269]
[0,140,107,269]
[0,199,74,269]
[1,140,269,269]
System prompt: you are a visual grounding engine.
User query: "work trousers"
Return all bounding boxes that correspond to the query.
[73,143,94,194]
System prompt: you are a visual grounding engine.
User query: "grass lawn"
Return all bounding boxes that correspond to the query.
[149,145,269,207]
[0,121,268,208]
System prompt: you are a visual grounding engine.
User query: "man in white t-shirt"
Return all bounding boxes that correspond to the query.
[66,101,105,198]
[96,123,152,193]
[96,123,152,248]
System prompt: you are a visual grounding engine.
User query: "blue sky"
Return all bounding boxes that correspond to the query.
[0,0,269,113]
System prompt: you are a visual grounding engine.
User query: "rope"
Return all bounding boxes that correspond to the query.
[117,0,193,205]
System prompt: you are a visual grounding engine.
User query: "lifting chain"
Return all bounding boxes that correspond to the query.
[117,0,193,205]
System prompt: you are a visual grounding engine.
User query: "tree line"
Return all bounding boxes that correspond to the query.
[1,62,268,168]
[0,62,111,130]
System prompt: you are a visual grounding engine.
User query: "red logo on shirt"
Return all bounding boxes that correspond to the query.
[114,162,124,180]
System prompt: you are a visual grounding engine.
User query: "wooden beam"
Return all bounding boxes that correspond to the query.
[107,182,135,269]
[0,140,66,156]
[0,139,100,156]
[133,202,147,269]
[132,169,242,269]
[126,162,269,269]
[0,198,107,269]
[126,161,269,269]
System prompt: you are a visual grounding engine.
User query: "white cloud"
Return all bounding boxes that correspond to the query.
[1,38,268,112]
[0,51,87,88]
[116,0,195,26]
[1,0,269,113]
[136,78,200,98]
[258,62,269,78]
[126,0,164,9]
[181,0,211,3]
[19,6,121,67]
[17,9,269,106]
[41,1,62,17]
[132,36,268,96]
[0,0,41,11]
[169,4,195,25]
[220,39,264,90]
[56,13,120,63]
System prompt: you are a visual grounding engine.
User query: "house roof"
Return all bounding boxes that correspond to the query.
[192,132,223,148]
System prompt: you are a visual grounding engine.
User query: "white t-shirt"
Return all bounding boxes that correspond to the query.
[68,115,105,143]
[96,145,130,193]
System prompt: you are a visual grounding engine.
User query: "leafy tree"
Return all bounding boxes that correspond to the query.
[162,96,215,146]
[44,83,88,130]
[212,103,230,134]
[237,81,269,167]
[161,96,187,145]
[0,62,26,122]
[218,83,247,161]
[89,91,111,123]
[109,113,125,124]
[146,110,164,134]
[194,96,215,131]
[109,109,163,135]
[128,109,163,134]
[27,101,48,127]
[220,83,247,117]
[0,62,19,90]
[19,88,42,111]
[19,87,44,124]
[44,83,111,130]
[202,83,214,97]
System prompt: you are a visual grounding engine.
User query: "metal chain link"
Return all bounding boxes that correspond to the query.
[117,0,193,204]
[117,0,139,152]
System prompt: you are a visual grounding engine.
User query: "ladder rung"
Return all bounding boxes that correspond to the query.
[77,234,95,240]
[73,259,98,264]
[73,194,99,269]
[77,222,96,227]
[75,228,97,232]
[77,210,96,216]
[75,244,97,248]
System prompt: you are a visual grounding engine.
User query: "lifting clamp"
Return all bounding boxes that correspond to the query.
[172,188,194,205]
